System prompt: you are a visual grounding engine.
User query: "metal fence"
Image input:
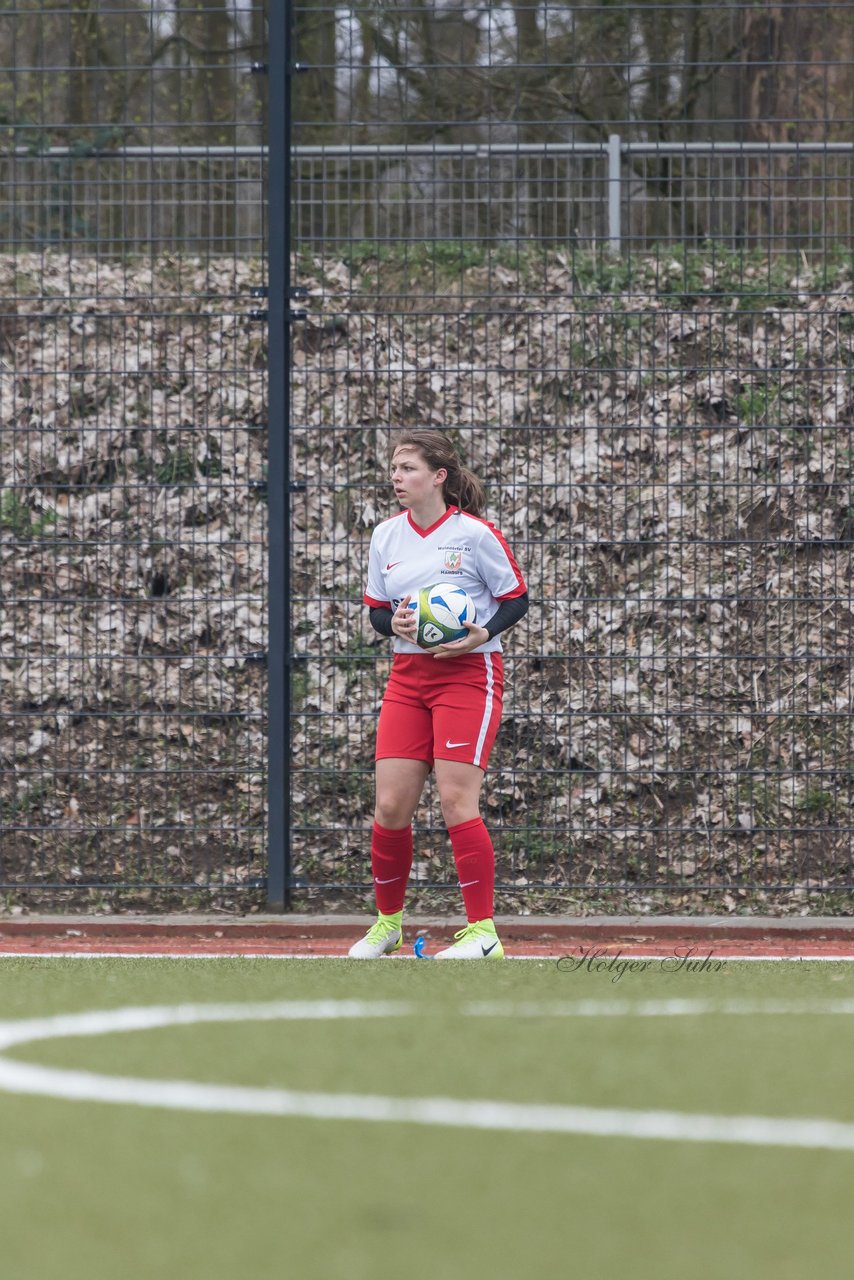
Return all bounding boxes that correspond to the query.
[0,2,269,907]
[1,1,853,912]
[290,140,854,251]
[7,139,854,255]
[286,0,854,913]
[0,146,267,254]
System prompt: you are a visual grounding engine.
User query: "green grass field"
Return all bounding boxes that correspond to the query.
[1,956,852,1280]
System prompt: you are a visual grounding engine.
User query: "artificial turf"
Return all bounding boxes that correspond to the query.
[0,956,851,1280]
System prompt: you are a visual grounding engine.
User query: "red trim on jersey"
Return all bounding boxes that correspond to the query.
[461,512,527,595]
[364,593,390,608]
[406,505,458,538]
[495,583,528,601]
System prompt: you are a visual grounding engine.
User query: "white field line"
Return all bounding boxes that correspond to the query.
[0,1000,411,1051]
[0,999,854,1152]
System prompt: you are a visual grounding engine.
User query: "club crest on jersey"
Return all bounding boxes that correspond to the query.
[443,549,463,571]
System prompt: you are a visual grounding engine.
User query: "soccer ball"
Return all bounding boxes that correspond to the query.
[411,583,477,647]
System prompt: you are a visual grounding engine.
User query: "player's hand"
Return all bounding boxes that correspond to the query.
[391,594,418,642]
[431,621,490,659]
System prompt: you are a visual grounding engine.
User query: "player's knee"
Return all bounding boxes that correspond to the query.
[374,797,411,828]
[439,790,475,828]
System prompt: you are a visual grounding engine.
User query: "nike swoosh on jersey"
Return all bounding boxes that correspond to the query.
[445,739,471,749]
[385,561,402,570]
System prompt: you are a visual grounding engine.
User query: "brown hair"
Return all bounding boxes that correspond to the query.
[391,429,485,517]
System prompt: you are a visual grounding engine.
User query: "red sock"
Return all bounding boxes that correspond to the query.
[371,822,413,915]
[448,817,495,923]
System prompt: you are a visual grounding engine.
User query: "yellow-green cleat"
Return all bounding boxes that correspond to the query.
[434,919,505,960]
[347,912,403,959]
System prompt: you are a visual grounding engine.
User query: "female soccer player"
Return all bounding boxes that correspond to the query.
[348,429,528,959]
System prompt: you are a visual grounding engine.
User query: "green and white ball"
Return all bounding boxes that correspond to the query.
[410,583,477,648]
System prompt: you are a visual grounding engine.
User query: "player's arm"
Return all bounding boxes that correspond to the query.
[368,596,419,643]
[433,523,528,659]
[368,606,394,637]
[431,592,528,659]
[483,591,529,638]
[365,528,413,640]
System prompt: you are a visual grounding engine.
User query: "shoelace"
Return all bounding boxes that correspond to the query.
[452,923,489,944]
[366,918,399,944]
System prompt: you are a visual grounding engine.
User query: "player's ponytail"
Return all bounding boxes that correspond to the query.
[449,464,485,518]
[392,429,485,517]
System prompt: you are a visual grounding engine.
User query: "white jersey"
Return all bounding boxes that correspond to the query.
[364,506,526,654]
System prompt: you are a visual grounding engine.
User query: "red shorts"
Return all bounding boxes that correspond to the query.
[375,653,504,771]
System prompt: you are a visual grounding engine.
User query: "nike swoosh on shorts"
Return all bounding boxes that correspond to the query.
[445,739,470,749]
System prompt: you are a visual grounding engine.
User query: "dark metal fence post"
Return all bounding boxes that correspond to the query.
[266,0,293,910]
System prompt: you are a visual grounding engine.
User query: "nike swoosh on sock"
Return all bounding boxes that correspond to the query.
[374,876,401,884]
[458,879,480,888]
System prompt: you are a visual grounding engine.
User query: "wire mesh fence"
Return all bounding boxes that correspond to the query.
[288,0,854,914]
[1,1,853,912]
[289,140,854,250]
[0,3,269,906]
[8,137,854,256]
[0,146,267,255]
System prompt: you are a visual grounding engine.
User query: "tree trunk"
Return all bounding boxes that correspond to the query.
[293,0,337,142]
[67,0,100,130]
[176,0,236,145]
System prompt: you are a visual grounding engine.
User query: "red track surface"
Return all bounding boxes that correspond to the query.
[2,917,854,958]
